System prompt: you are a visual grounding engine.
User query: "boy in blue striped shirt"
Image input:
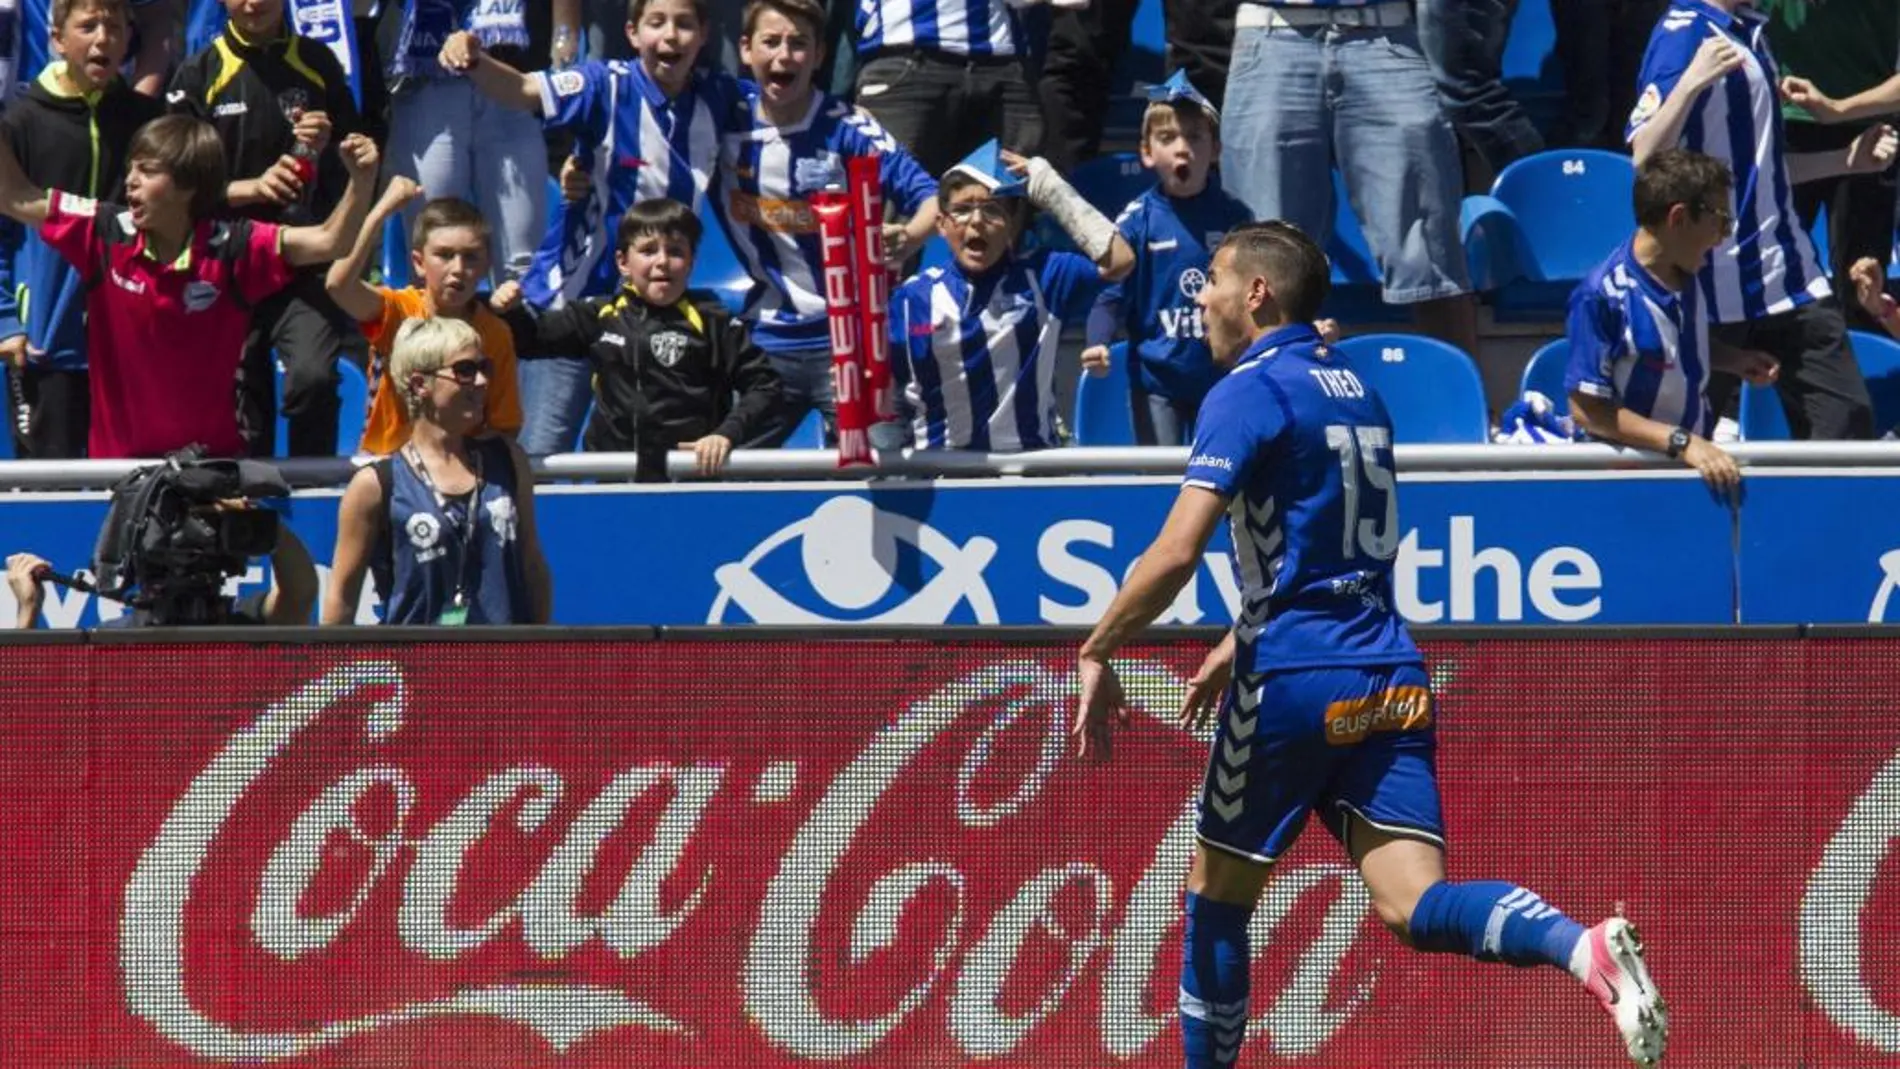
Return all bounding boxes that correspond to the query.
[1628,0,1890,439]
[718,0,941,447]
[441,0,742,454]
[1566,149,1779,494]
[890,140,1135,451]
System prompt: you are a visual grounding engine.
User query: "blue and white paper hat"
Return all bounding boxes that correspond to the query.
[1145,70,1219,123]
[945,139,1027,198]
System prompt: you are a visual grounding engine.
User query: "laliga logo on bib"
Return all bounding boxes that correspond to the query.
[708,496,999,624]
[1868,549,1900,623]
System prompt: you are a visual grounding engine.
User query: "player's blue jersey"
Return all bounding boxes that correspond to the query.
[1564,238,1714,437]
[523,61,738,308]
[856,0,1024,57]
[1628,1,1826,323]
[1104,181,1253,403]
[1183,323,1420,672]
[891,248,1103,451]
[715,86,938,355]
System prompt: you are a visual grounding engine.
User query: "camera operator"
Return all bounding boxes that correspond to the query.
[6,447,322,629]
[7,505,317,628]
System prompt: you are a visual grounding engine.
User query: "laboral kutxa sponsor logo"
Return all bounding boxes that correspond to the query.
[706,496,1609,626]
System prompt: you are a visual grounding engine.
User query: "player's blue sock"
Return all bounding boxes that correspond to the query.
[1180,892,1253,1069]
[1408,880,1585,969]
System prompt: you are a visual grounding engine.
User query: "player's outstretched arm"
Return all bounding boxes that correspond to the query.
[1073,486,1229,762]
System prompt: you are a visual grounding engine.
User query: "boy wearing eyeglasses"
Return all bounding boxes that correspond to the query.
[889,140,1135,451]
[1564,148,1779,495]
[504,197,782,481]
[326,181,525,455]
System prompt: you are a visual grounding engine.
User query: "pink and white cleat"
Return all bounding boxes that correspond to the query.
[1572,916,1668,1066]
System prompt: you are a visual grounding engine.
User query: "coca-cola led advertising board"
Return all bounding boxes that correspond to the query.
[2,634,1897,1068]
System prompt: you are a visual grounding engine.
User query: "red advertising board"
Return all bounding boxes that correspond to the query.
[2,635,1897,1068]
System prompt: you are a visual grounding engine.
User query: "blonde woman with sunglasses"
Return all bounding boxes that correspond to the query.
[323,317,551,626]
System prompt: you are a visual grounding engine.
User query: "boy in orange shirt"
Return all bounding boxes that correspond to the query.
[325,178,523,454]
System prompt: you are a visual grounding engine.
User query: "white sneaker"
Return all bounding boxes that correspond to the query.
[1572,916,1667,1066]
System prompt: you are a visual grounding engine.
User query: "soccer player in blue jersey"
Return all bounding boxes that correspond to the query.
[441,0,741,454]
[1628,0,1892,440]
[1567,148,1780,495]
[1083,72,1253,446]
[719,0,941,446]
[1071,220,1669,1069]
[889,141,1135,451]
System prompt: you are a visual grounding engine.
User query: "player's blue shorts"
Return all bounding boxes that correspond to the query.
[1196,662,1444,864]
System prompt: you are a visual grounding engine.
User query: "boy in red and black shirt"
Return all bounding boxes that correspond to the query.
[0,113,378,458]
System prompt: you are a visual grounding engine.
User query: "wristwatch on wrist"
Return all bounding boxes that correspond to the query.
[1666,427,1691,458]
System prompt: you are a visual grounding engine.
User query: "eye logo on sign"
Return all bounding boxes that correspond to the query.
[1868,548,1900,623]
[1178,267,1206,299]
[707,496,999,624]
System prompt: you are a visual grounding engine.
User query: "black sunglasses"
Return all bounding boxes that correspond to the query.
[433,356,493,385]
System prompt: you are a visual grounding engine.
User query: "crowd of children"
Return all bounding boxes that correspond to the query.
[0,0,1280,473]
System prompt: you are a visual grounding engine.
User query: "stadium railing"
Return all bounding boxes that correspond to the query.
[1,442,1897,491]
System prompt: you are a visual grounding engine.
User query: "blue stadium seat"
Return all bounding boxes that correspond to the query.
[337,359,369,455]
[1073,152,1153,216]
[381,214,409,288]
[1464,149,1635,318]
[1326,169,1380,287]
[1744,329,1900,439]
[1036,153,1151,254]
[1808,200,1830,269]
[1334,334,1491,443]
[274,354,372,456]
[690,199,753,314]
[1073,341,1135,446]
[1323,170,1388,322]
[920,234,953,273]
[1519,337,1571,402]
[782,407,827,449]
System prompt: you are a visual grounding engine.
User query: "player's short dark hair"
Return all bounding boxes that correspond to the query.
[411,197,491,253]
[126,116,227,219]
[628,0,710,25]
[53,0,130,28]
[1633,149,1733,229]
[742,0,824,39]
[1217,220,1331,324]
[618,197,703,252]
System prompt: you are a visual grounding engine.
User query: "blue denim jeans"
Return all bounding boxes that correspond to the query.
[386,77,549,279]
[1220,9,1471,303]
[1417,0,1545,174]
[517,355,595,455]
